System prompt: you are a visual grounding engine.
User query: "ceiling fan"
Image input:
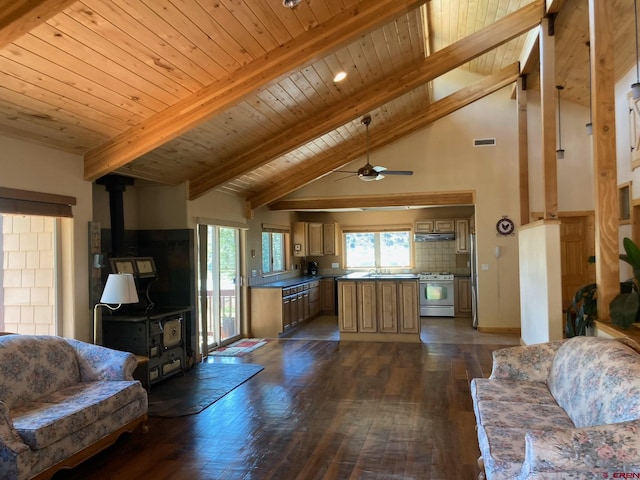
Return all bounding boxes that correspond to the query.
[336,115,414,182]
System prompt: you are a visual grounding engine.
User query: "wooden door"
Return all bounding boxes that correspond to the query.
[398,281,419,333]
[308,223,324,256]
[560,215,595,310]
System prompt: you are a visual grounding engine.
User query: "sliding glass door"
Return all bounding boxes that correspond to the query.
[198,224,242,353]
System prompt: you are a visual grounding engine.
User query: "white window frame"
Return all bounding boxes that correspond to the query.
[342,225,413,270]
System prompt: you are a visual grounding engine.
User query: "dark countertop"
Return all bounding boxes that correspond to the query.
[251,275,323,289]
[337,272,419,281]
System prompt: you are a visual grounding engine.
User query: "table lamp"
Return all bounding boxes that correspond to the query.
[93,273,139,344]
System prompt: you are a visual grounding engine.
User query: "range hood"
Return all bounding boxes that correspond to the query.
[414,233,455,242]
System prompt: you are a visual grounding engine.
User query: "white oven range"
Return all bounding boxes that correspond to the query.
[419,272,455,317]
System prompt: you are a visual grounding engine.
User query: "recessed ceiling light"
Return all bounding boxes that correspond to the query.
[283,0,301,8]
[333,71,347,83]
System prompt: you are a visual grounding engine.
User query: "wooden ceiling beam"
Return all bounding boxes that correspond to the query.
[269,192,476,212]
[248,63,520,212]
[0,0,76,48]
[189,0,544,200]
[83,0,428,182]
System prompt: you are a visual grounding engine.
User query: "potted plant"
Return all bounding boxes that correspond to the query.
[565,282,597,337]
[609,237,640,329]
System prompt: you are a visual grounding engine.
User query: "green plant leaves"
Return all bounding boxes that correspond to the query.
[610,291,640,329]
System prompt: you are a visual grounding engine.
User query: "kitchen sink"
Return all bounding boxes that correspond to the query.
[365,273,418,279]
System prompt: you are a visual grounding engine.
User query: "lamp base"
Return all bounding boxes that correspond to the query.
[632,83,640,100]
[556,149,565,160]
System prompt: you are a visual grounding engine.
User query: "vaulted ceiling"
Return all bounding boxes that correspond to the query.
[0,0,637,213]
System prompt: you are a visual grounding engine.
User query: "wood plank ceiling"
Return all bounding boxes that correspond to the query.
[0,0,637,213]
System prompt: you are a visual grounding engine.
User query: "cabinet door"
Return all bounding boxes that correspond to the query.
[323,223,339,255]
[308,223,324,256]
[357,281,377,332]
[415,220,434,233]
[456,219,470,253]
[320,278,336,314]
[455,277,473,316]
[434,219,455,233]
[293,222,307,257]
[377,281,398,333]
[301,291,309,322]
[398,281,419,333]
[338,281,358,332]
[290,294,298,326]
[282,296,292,331]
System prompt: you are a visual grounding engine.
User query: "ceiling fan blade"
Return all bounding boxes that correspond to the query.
[333,173,357,182]
[373,166,387,172]
[334,170,359,174]
[375,174,385,181]
[383,170,413,175]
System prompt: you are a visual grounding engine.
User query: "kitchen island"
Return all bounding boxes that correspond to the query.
[337,272,420,342]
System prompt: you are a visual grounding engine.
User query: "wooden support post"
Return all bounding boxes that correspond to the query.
[539,16,558,219]
[517,76,530,225]
[589,0,619,321]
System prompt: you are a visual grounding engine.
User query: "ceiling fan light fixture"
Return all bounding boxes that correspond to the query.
[283,0,301,8]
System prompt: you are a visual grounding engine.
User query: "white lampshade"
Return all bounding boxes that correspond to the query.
[100,273,139,304]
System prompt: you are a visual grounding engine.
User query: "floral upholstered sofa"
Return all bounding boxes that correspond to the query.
[0,334,148,480]
[471,336,640,479]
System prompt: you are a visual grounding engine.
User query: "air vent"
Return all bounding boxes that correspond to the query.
[473,138,496,147]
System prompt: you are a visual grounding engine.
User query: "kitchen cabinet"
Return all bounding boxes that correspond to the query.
[338,281,358,332]
[455,277,473,317]
[293,222,340,256]
[357,281,378,332]
[377,281,398,333]
[398,280,420,333]
[455,219,470,253]
[320,277,336,314]
[251,277,322,337]
[415,219,455,233]
[337,275,420,341]
[322,223,340,255]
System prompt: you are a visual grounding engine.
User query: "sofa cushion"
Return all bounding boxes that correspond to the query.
[476,425,528,480]
[11,381,142,449]
[0,335,80,410]
[548,337,640,428]
[471,378,557,405]
[475,400,574,431]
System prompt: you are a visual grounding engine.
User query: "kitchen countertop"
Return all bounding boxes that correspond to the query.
[337,272,419,280]
[251,275,323,289]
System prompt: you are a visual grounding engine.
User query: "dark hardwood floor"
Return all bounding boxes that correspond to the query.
[53,317,518,480]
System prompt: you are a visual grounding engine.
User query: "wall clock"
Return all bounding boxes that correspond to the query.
[496,216,515,236]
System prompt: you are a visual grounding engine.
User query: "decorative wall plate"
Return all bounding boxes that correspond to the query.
[496,216,515,236]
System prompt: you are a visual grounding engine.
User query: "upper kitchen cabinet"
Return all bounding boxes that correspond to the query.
[293,222,340,257]
[415,219,455,233]
[455,219,470,254]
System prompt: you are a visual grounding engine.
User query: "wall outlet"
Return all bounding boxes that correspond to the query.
[251,270,257,277]
[331,262,339,268]
[481,264,489,271]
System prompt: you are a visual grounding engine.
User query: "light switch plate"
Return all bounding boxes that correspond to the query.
[331,263,339,268]
[481,264,489,271]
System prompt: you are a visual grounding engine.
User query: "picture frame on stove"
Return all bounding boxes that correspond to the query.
[110,257,136,275]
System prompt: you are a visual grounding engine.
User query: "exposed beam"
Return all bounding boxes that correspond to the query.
[0,0,76,48]
[83,0,428,182]
[589,0,619,322]
[546,0,566,14]
[269,192,476,212]
[540,16,558,219]
[510,28,539,99]
[517,76,530,226]
[190,0,544,200]
[248,63,520,211]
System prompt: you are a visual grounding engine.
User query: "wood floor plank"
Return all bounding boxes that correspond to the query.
[53,318,518,480]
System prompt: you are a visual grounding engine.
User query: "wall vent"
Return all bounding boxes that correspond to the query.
[473,138,496,147]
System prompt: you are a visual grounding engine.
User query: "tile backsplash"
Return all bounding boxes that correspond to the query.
[415,241,470,274]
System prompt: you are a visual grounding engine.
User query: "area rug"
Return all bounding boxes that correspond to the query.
[147,362,263,417]
[209,338,269,357]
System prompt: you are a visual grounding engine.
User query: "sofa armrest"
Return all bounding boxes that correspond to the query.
[489,340,566,382]
[65,338,137,381]
[519,422,640,476]
[0,401,31,479]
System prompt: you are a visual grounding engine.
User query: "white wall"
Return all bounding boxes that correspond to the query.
[519,220,563,344]
[0,135,93,341]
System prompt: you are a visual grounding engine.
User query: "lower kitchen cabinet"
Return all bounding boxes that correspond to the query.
[251,278,322,337]
[455,277,473,317]
[337,278,420,341]
[320,278,336,314]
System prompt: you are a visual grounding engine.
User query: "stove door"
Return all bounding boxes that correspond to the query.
[424,280,454,306]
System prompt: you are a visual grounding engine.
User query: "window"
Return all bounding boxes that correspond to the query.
[262,231,286,274]
[344,229,412,269]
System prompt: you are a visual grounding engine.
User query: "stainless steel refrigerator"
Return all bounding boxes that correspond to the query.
[470,233,479,328]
